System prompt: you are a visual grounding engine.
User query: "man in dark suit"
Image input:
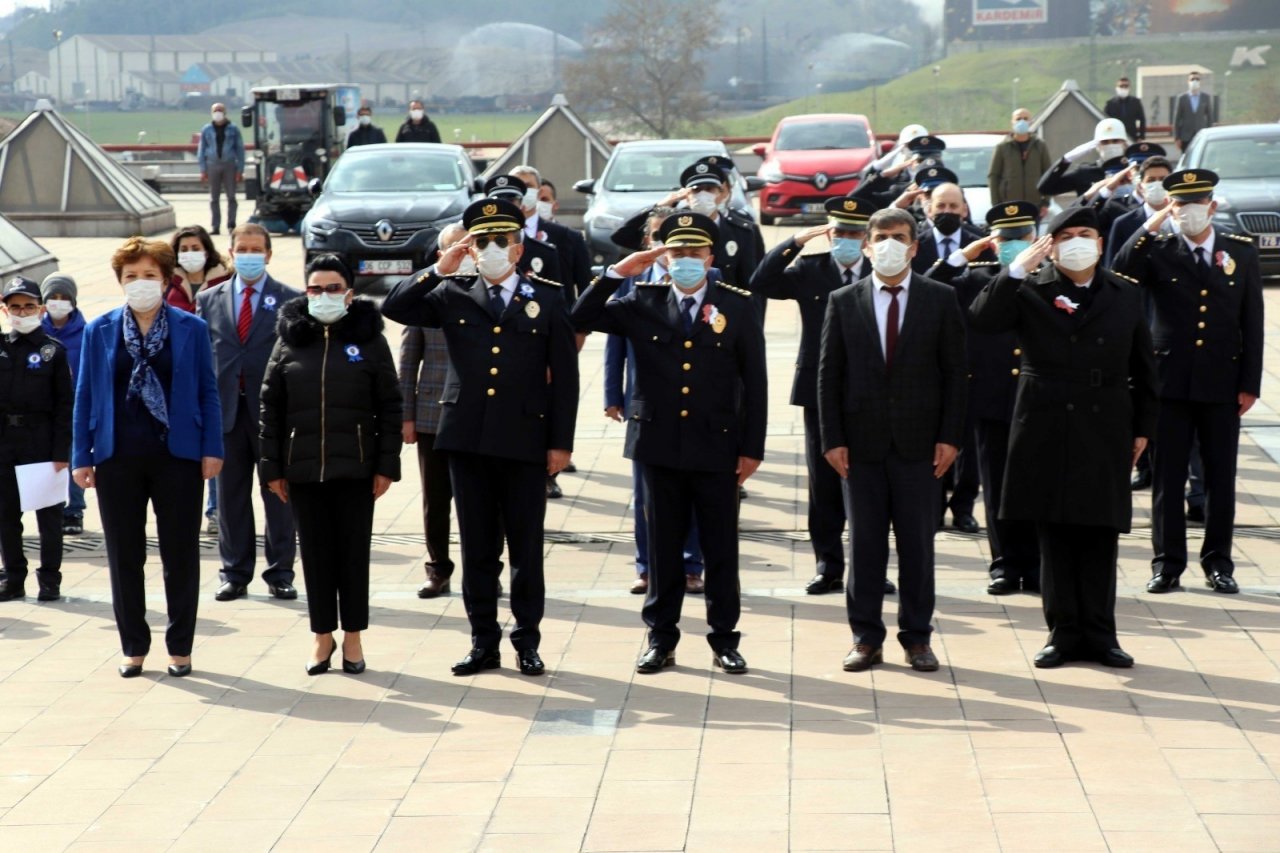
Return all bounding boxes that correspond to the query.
[970,206,1158,668]
[818,207,968,674]
[508,166,592,300]
[750,196,896,597]
[381,199,579,676]
[1172,71,1213,151]
[1115,169,1263,596]
[927,202,1043,594]
[197,224,300,602]
[1105,155,1173,267]
[1104,76,1146,140]
[572,212,767,676]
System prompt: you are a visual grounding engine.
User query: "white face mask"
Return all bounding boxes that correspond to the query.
[535,200,554,221]
[476,242,515,281]
[1097,143,1125,161]
[124,279,164,313]
[45,299,73,320]
[1142,180,1168,207]
[521,186,539,210]
[212,111,225,123]
[358,114,372,126]
[177,250,207,274]
[10,313,42,335]
[410,108,425,121]
[1174,202,1213,235]
[1055,237,1100,272]
[454,255,477,276]
[1115,87,1130,97]
[307,293,349,325]
[869,239,911,277]
[689,190,719,216]
[1189,80,1201,93]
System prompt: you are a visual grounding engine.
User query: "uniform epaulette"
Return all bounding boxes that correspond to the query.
[716,281,752,297]
[724,207,755,226]
[1225,232,1255,244]
[1111,271,1140,285]
[967,261,999,267]
[636,279,667,287]
[527,273,562,288]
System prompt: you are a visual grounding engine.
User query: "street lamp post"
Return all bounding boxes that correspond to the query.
[52,30,63,105]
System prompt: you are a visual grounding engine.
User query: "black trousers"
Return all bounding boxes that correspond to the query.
[975,419,1040,583]
[843,452,938,649]
[802,406,847,578]
[217,400,296,585]
[640,464,740,652]
[1036,522,1119,657]
[941,411,979,519]
[416,432,455,576]
[1151,399,1239,577]
[290,478,373,634]
[448,452,545,651]
[96,454,204,658]
[0,462,64,586]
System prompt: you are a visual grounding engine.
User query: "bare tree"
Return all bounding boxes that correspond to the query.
[565,0,720,138]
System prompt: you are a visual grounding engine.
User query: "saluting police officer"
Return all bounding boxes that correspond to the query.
[0,277,73,602]
[480,175,564,285]
[572,212,767,675]
[381,199,579,676]
[928,201,1044,594]
[749,195,897,597]
[1114,169,1264,595]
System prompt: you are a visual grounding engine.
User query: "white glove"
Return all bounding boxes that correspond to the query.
[1064,140,1098,164]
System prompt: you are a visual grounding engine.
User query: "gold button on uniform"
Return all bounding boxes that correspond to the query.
[680,410,688,418]
[1200,290,1208,296]
[493,326,502,334]
[1196,340,1204,347]
[491,346,501,354]
[684,340,693,349]
[490,367,498,375]
[1013,348,1022,356]
[1199,305,1207,313]
[1198,321,1205,329]
[1011,368,1020,376]
[486,388,496,396]
[682,363,691,371]
[681,386,689,395]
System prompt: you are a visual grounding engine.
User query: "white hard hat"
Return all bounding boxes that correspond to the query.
[898,124,929,144]
[1093,117,1128,144]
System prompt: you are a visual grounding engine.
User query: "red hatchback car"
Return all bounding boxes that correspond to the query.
[754,113,877,224]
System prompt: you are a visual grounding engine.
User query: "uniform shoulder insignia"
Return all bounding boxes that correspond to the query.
[1111,271,1140,285]
[1155,233,1173,241]
[635,278,667,287]
[715,281,753,297]
[528,273,562,288]
[1225,232,1255,244]
[967,261,999,267]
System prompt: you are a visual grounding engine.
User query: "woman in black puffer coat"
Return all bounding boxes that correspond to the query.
[260,254,401,675]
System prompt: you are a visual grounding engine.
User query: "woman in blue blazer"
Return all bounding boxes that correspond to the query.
[71,238,223,679]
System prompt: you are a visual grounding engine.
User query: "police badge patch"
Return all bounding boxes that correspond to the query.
[531,257,544,273]
[40,343,57,362]
[725,240,739,257]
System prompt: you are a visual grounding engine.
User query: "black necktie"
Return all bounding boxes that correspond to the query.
[843,268,854,287]
[1195,247,1210,272]
[681,296,696,334]
[941,237,954,258]
[488,284,505,316]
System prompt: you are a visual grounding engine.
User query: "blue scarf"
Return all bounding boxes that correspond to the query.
[122,306,170,434]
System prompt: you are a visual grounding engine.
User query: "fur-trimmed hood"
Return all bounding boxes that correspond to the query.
[277,295,384,348]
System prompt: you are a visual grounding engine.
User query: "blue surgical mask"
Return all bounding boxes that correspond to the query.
[235,252,267,281]
[1013,119,1031,135]
[831,237,863,267]
[668,256,706,288]
[997,239,1031,267]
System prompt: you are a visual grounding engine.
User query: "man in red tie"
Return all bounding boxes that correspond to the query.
[817,208,968,673]
[196,224,302,601]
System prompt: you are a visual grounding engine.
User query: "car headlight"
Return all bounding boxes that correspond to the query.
[759,161,784,183]
[588,212,624,231]
[308,218,338,238]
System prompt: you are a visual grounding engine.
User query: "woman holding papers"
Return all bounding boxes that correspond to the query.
[0,277,73,604]
[71,238,224,679]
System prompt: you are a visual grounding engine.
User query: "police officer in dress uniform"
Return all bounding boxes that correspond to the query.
[381,199,579,676]
[749,195,897,597]
[927,202,1044,594]
[0,277,72,603]
[481,175,564,285]
[854,135,947,210]
[1114,169,1264,595]
[572,212,767,676]
[969,206,1159,668]
[1037,117,1130,199]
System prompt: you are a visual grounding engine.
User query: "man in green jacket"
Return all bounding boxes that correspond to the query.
[987,108,1052,213]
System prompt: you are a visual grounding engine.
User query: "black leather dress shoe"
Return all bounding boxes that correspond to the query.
[1022,578,1040,594]
[1097,648,1134,668]
[1186,505,1206,525]
[951,513,980,534]
[267,582,297,600]
[215,582,247,601]
[636,645,675,673]
[167,663,192,678]
[1033,645,1065,668]
[842,645,882,672]
[883,578,896,595]
[805,574,843,595]
[1146,573,1181,594]
[37,584,60,602]
[119,664,144,678]
[987,577,1019,595]
[452,648,500,676]
[712,649,748,674]
[1130,469,1152,490]
[517,649,545,676]
[1205,571,1239,594]
[546,478,563,499]
[563,462,577,473]
[0,579,26,601]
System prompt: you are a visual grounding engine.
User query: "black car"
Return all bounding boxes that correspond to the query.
[301,143,478,291]
[1180,123,1280,281]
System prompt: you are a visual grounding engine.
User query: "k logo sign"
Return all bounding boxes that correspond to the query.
[1230,45,1271,68]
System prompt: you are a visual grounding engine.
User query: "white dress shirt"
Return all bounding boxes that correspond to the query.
[871,271,911,359]
[1182,227,1216,263]
[932,227,960,261]
[524,214,540,240]
[671,283,707,325]
[484,270,518,308]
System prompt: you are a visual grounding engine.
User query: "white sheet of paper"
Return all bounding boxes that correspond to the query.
[15,462,69,512]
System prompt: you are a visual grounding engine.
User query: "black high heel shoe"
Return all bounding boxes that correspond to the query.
[167,662,192,678]
[342,658,366,674]
[306,636,337,675]
[118,663,143,679]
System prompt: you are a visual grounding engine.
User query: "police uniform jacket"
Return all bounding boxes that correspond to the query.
[517,234,563,284]
[928,260,1021,422]
[0,330,72,465]
[968,265,1159,531]
[535,219,591,299]
[749,236,869,408]
[1037,159,1105,198]
[571,274,767,474]
[381,268,579,465]
[1114,228,1263,404]
[712,208,765,289]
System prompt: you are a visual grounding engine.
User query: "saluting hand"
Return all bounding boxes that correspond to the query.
[794,224,830,247]
[435,233,474,276]
[612,246,666,279]
[961,236,997,262]
[1143,205,1172,235]
[1013,235,1054,272]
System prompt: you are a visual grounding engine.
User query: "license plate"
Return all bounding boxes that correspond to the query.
[1260,234,1280,250]
[802,203,827,214]
[357,259,413,275]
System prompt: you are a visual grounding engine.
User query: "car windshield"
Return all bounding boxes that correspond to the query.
[324,152,467,192]
[940,145,994,187]
[775,122,870,151]
[1198,137,1280,180]
[603,149,720,191]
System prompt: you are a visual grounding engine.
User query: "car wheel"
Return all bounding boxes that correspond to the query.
[759,211,776,226]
